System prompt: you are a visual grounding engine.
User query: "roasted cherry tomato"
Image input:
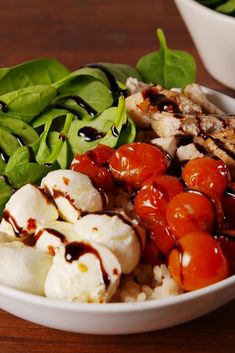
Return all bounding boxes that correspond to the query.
[108,142,167,189]
[168,232,228,291]
[166,191,216,239]
[134,175,183,224]
[182,156,230,198]
[150,222,176,255]
[71,144,115,191]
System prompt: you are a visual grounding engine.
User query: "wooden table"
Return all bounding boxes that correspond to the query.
[0,1,235,352]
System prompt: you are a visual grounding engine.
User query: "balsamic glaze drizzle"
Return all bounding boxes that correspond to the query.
[0,100,8,113]
[142,88,180,113]
[82,63,128,100]
[77,126,106,142]
[65,241,110,287]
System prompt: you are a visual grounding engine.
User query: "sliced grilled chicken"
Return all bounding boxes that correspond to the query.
[176,143,204,162]
[125,84,203,128]
[194,135,235,177]
[151,136,178,159]
[151,112,235,137]
[184,84,225,115]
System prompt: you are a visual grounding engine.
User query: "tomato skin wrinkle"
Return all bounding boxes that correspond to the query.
[71,144,115,191]
[109,142,167,189]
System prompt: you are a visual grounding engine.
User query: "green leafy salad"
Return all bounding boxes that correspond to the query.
[0,29,196,215]
[196,0,235,16]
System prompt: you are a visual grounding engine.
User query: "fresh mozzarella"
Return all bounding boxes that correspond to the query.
[0,241,52,295]
[35,221,80,253]
[41,170,105,223]
[74,213,143,274]
[1,184,58,236]
[45,241,121,303]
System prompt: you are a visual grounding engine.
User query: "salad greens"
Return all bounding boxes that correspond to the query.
[136,29,196,89]
[0,30,196,214]
[196,0,235,16]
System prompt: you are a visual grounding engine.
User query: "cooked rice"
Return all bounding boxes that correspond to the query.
[111,263,183,303]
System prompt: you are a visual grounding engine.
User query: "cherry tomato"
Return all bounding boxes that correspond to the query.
[108,142,167,189]
[71,144,115,191]
[166,191,216,239]
[168,232,228,291]
[182,156,230,198]
[134,175,183,224]
[150,222,176,255]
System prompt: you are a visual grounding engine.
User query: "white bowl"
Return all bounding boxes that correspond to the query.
[0,87,234,335]
[174,0,235,90]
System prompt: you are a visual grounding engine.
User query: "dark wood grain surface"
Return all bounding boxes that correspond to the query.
[0,1,235,352]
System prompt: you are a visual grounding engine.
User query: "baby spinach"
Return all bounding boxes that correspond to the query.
[216,0,235,14]
[0,116,39,144]
[0,85,57,123]
[67,96,127,155]
[136,28,196,89]
[0,58,69,95]
[116,118,136,147]
[0,177,14,215]
[197,0,235,15]
[95,63,141,84]
[36,113,73,165]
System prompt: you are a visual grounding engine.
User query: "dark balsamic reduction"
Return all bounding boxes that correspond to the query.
[59,132,66,142]
[37,228,66,243]
[65,241,110,287]
[3,210,26,237]
[15,136,24,147]
[0,149,9,163]
[0,100,8,113]
[111,124,119,137]
[82,63,128,99]
[26,146,37,162]
[210,136,235,160]
[142,88,180,113]
[55,103,81,119]
[77,126,106,142]
[67,96,97,117]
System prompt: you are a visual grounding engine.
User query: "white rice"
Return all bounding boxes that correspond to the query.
[111,263,183,303]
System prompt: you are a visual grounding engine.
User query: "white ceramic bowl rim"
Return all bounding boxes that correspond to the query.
[0,274,235,313]
[184,0,235,24]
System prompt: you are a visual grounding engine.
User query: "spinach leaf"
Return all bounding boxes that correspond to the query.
[53,67,110,90]
[0,58,69,95]
[136,29,196,89]
[36,113,73,164]
[116,118,136,147]
[0,177,13,215]
[0,117,39,144]
[32,108,68,128]
[5,162,58,189]
[0,126,22,156]
[216,0,235,14]
[67,96,127,155]
[0,85,57,123]
[54,80,113,116]
[95,63,141,84]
